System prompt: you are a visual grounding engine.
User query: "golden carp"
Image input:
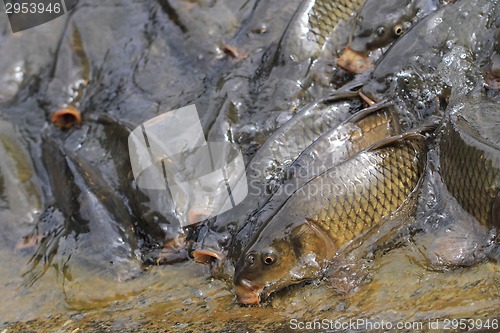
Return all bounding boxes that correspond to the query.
[234,133,427,304]
[440,94,500,229]
[193,99,363,263]
[226,104,401,264]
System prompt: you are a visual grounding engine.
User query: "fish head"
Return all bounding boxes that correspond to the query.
[349,0,416,53]
[192,225,232,264]
[234,221,333,304]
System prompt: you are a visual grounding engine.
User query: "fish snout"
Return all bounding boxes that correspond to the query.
[234,278,262,305]
[192,229,231,264]
[51,106,82,129]
[338,47,373,73]
[192,248,225,264]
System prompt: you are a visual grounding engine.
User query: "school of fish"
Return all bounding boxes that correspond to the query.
[192,0,500,304]
[1,0,498,309]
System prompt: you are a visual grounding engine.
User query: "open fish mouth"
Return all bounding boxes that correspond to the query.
[51,106,82,129]
[192,248,225,264]
[235,279,263,305]
[338,46,373,73]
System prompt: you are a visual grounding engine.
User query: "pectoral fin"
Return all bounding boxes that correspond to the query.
[291,220,337,261]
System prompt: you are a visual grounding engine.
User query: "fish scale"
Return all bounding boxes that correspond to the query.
[193,100,360,260]
[289,136,425,248]
[440,97,500,228]
[309,0,365,45]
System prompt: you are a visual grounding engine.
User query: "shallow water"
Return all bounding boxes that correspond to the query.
[0,0,499,332]
[2,238,499,331]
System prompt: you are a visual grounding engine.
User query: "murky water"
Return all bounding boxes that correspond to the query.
[1,0,499,332]
[2,242,499,331]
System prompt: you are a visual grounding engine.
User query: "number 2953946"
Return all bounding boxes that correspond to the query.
[4,2,62,15]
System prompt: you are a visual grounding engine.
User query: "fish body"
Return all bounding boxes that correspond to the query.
[227,106,400,263]
[44,24,90,114]
[234,133,427,304]
[440,94,500,229]
[193,99,362,262]
[280,0,365,63]
[254,0,367,112]
[287,106,400,184]
[416,90,500,268]
[0,120,42,249]
[307,0,366,47]
[26,134,142,284]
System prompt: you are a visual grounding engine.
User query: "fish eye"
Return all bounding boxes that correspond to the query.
[376,26,386,37]
[393,24,404,36]
[261,251,277,265]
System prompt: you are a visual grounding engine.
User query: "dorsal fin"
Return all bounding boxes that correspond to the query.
[367,132,425,151]
[342,100,394,124]
[367,120,439,151]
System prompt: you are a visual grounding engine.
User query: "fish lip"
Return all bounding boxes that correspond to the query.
[51,106,82,129]
[235,278,263,305]
[192,248,225,264]
[338,47,372,73]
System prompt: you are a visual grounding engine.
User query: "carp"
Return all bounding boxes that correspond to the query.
[234,133,427,304]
